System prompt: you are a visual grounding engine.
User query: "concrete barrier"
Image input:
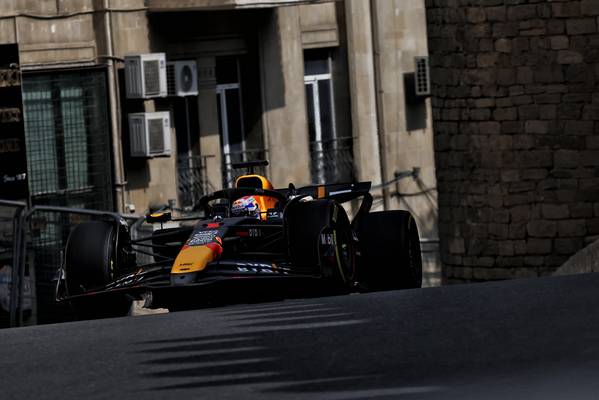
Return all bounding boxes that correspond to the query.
[554,239,599,276]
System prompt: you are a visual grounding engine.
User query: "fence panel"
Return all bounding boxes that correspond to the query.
[0,202,146,328]
[25,209,89,324]
[23,207,139,325]
[0,201,28,328]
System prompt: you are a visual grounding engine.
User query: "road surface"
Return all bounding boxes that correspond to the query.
[1,273,599,399]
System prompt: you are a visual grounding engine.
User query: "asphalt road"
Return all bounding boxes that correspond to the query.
[1,273,599,399]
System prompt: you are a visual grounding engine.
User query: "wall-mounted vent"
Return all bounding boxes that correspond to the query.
[167,60,198,97]
[414,56,431,97]
[128,112,172,158]
[125,53,167,99]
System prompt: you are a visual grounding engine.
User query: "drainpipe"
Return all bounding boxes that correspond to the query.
[104,0,126,213]
[369,0,390,211]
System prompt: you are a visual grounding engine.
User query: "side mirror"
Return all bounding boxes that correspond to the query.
[146,211,172,224]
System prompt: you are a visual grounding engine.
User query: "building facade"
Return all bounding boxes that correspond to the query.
[0,0,440,284]
[426,0,599,283]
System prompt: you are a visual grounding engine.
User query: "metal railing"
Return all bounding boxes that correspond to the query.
[223,148,269,188]
[26,206,138,325]
[310,136,355,184]
[0,200,27,328]
[220,139,355,188]
[177,154,213,208]
[0,202,140,328]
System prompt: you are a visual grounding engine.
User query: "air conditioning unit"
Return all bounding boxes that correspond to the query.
[167,60,198,97]
[414,56,431,97]
[125,53,167,99]
[128,112,172,158]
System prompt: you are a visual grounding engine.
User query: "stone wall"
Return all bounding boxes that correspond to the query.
[425,0,599,282]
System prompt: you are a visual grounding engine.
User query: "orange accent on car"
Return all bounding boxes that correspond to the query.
[317,186,325,199]
[171,241,222,275]
[205,241,223,257]
[235,174,279,220]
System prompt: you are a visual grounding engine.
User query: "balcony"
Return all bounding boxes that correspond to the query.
[147,0,335,12]
[177,155,214,208]
[310,136,355,185]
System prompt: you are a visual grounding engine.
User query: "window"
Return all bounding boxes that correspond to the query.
[304,49,354,184]
[173,95,207,208]
[216,56,251,187]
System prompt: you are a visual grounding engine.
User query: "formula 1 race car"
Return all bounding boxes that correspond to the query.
[56,161,422,318]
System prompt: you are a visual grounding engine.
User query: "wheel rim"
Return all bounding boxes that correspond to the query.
[334,228,354,283]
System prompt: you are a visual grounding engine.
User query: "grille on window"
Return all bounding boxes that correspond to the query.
[309,136,355,185]
[143,60,160,96]
[414,56,431,97]
[148,118,165,154]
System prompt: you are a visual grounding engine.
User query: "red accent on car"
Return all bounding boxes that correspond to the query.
[205,242,223,257]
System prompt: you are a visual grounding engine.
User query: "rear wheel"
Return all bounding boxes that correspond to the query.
[357,210,422,291]
[64,220,132,319]
[285,199,356,290]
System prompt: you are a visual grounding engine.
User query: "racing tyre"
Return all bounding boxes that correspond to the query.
[285,199,356,290]
[64,220,132,319]
[357,210,422,291]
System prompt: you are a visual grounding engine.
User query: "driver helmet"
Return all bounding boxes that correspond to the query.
[231,196,261,219]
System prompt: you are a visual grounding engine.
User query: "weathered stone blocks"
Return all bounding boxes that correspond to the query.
[558,219,587,237]
[566,18,596,35]
[581,0,599,16]
[552,2,580,18]
[557,50,584,64]
[427,0,599,283]
[527,220,557,237]
[550,35,569,50]
[507,4,537,21]
[527,238,553,254]
[542,204,570,219]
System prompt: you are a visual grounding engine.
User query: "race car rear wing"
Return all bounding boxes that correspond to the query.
[281,181,372,204]
[285,181,374,228]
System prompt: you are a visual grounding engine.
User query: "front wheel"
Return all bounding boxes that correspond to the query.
[357,210,422,291]
[64,220,132,319]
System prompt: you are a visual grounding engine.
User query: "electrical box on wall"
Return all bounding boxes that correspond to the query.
[128,112,172,158]
[167,60,198,97]
[414,56,431,97]
[125,53,167,99]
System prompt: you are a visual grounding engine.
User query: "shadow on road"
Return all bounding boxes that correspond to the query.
[137,301,377,392]
[132,275,599,398]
